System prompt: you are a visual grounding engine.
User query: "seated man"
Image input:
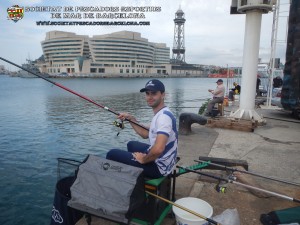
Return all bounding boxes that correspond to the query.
[256,76,261,96]
[228,82,241,101]
[106,79,178,179]
[204,79,225,116]
[273,76,283,88]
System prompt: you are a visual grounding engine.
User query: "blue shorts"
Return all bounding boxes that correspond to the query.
[106,141,162,178]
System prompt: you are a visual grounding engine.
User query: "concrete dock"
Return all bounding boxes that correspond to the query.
[76,103,300,225]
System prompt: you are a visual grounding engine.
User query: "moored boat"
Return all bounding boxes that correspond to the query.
[15,59,49,78]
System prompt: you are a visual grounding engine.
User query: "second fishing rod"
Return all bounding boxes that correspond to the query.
[196,159,300,187]
[0,57,148,131]
[177,166,300,203]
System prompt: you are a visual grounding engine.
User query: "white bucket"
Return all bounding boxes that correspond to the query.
[172,197,213,225]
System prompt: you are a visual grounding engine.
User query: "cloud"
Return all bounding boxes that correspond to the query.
[0,0,290,70]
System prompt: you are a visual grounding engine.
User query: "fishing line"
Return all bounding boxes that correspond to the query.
[0,57,149,131]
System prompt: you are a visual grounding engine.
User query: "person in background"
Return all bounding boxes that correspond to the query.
[204,79,225,116]
[228,82,241,101]
[273,76,283,88]
[256,75,261,96]
[106,79,178,179]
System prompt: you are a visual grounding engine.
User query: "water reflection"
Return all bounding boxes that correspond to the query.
[0,76,216,225]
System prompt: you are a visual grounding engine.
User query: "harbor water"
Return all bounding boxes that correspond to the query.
[0,75,259,225]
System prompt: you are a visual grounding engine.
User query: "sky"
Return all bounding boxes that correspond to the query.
[0,0,290,71]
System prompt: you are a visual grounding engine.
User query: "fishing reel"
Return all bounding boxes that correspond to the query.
[228,173,237,181]
[215,183,227,193]
[215,174,236,193]
[113,120,124,129]
[215,179,228,194]
[113,120,125,136]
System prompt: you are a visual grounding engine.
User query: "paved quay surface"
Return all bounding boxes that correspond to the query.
[77,103,300,225]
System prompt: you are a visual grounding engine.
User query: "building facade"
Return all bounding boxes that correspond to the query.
[41,30,171,76]
[41,31,89,75]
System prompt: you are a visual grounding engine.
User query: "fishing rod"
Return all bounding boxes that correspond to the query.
[177,166,300,203]
[262,116,300,124]
[196,159,300,187]
[145,191,221,225]
[0,57,148,131]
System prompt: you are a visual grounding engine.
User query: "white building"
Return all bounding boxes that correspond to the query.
[41,31,89,75]
[41,30,171,76]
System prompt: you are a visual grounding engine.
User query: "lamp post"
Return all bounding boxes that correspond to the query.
[230,0,275,122]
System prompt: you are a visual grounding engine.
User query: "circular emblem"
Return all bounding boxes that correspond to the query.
[103,162,110,170]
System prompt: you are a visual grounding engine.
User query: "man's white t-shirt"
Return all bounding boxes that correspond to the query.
[148,106,178,176]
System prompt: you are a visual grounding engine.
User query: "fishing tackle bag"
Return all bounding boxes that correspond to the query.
[260,206,300,225]
[68,155,145,224]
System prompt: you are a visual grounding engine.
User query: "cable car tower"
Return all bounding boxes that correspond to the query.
[172,7,186,64]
